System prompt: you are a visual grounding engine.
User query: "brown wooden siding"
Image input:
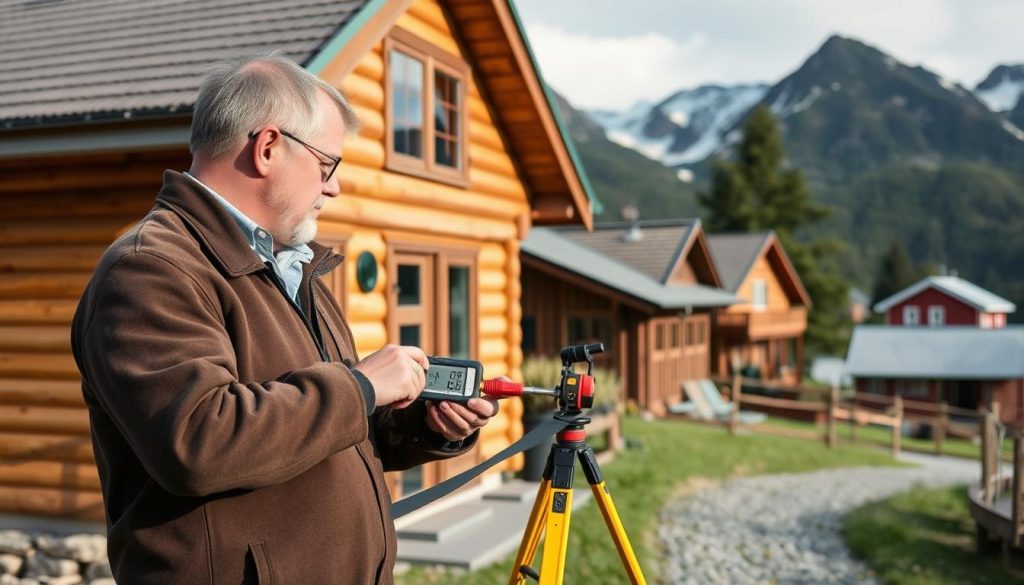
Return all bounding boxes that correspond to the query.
[521,262,713,415]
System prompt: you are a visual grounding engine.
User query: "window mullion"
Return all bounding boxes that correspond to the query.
[425,55,436,174]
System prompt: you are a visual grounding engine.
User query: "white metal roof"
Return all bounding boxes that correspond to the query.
[873,276,1016,314]
[845,325,1024,379]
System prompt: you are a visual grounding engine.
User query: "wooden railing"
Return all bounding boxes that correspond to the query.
[970,407,1024,563]
[715,306,808,338]
[684,376,985,457]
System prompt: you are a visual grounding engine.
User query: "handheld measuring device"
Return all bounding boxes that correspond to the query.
[419,356,483,402]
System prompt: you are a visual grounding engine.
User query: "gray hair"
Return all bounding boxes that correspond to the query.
[190,54,360,159]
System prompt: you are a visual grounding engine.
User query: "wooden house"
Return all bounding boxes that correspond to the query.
[520,220,737,415]
[707,232,810,384]
[846,326,1024,423]
[873,275,1016,328]
[850,276,1022,423]
[0,0,596,521]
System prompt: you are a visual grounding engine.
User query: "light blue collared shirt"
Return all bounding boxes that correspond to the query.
[184,173,313,306]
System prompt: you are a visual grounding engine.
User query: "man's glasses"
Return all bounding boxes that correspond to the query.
[248,129,341,183]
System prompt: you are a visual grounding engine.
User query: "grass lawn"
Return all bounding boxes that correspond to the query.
[760,415,1009,461]
[396,415,901,584]
[845,485,1024,585]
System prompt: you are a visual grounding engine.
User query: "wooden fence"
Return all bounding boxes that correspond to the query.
[969,406,1024,565]
[696,376,983,457]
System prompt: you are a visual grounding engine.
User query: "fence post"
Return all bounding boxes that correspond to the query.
[729,374,741,436]
[891,395,903,457]
[1014,436,1023,547]
[849,394,858,443]
[936,401,948,456]
[981,408,995,504]
[827,385,838,448]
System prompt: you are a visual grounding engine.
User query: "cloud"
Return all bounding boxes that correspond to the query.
[526,24,707,110]
[517,0,1024,111]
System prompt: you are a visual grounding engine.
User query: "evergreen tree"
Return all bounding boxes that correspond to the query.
[872,240,919,303]
[700,105,849,355]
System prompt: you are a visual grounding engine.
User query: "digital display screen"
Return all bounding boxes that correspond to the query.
[424,364,475,397]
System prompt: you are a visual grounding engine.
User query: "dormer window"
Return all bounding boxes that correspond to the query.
[385,28,468,186]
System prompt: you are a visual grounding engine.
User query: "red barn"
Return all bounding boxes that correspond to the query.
[873,276,1015,328]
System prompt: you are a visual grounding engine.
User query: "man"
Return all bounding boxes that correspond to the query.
[71,55,499,584]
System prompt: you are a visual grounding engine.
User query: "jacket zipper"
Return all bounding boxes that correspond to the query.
[273,255,391,568]
[263,261,329,362]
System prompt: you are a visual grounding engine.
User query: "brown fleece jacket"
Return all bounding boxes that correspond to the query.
[71,171,473,584]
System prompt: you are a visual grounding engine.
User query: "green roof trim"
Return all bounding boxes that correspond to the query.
[303,0,391,74]
[504,0,602,217]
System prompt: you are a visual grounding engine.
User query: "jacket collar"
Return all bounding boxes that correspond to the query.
[155,170,343,277]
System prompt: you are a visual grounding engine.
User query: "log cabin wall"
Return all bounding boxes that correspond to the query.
[316,0,533,495]
[0,0,544,516]
[0,149,188,521]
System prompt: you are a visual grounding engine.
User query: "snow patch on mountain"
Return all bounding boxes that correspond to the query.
[587,83,768,168]
[977,79,1024,112]
[975,64,1024,112]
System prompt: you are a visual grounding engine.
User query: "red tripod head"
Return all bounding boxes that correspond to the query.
[482,342,603,415]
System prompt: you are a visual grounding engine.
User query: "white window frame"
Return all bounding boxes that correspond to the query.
[927,305,944,327]
[902,305,920,326]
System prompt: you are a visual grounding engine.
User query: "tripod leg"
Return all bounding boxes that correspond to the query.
[579,447,647,585]
[508,479,552,585]
[537,445,578,585]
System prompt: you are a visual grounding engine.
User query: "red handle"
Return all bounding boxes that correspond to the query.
[482,378,523,398]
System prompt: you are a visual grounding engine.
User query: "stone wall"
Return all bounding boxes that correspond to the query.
[0,531,111,585]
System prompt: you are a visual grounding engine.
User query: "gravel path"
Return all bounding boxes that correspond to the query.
[658,453,980,585]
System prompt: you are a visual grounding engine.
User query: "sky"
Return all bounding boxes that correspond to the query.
[513,0,1024,111]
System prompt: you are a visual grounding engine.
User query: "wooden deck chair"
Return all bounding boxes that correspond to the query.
[677,380,715,420]
[698,379,766,424]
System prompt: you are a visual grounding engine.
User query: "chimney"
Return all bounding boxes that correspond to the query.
[620,205,642,242]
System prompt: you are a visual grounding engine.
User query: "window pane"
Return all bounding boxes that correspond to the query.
[397,264,421,306]
[670,323,679,347]
[434,70,461,169]
[399,324,421,346]
[522,316,537,353]
[391,50,423,158]
[449,266,470,359]
[655,324,664,350]
[568,317,587,344]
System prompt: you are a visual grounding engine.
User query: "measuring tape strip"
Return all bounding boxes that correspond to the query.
[390,416,568,519]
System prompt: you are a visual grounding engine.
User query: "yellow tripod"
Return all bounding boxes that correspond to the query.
[508,415,647,584]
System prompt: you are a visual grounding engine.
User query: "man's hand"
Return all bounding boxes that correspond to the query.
[352,345,429,409]
[425,381,502,443]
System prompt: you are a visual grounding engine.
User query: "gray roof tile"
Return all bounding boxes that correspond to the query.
[522,226,737,310]
[554,220,696,283]
[707,232,772,292]
[0,0,368,127]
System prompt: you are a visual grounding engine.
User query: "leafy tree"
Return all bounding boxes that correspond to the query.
[872,240,920,303]
[700,106,849,355]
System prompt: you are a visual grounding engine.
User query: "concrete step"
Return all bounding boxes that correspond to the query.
[396,480,592,571]
[396,502,492,542]
[482,479,539,503]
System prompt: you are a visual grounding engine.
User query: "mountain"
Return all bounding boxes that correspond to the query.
[587,84,768,170]
[759,35,1024,184]
[551,91,700,220]
[975,63,1024,112]
[560,34,1024,320]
